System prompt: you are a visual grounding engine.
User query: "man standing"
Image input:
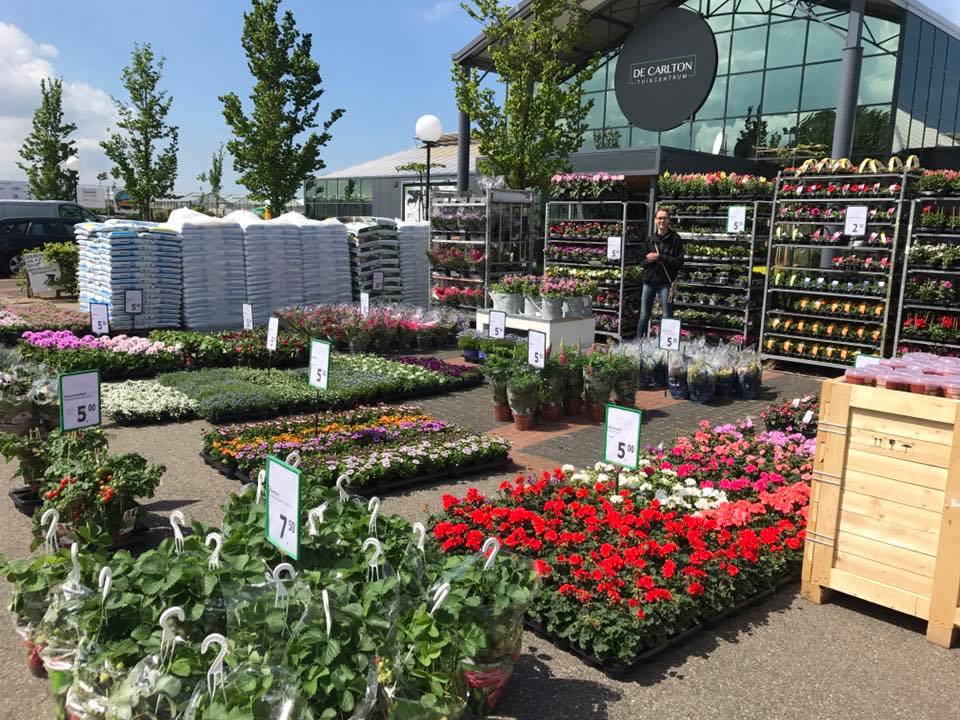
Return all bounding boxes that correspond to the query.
[637,206,684,337]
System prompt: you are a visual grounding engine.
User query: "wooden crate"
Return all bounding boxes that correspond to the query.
[801,377,960,647]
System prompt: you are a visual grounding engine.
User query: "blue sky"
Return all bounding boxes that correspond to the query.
[1,0,959,196]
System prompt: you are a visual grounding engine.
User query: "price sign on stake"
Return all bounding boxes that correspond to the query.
[265,455,301,561]
[528,330,546,369]
[844,205,868,236]
[373,271,384,291]
[488,310,506,339]
[359,292,370,315]
[802,410,815,425]
[727,206,747,233]
[124,289,143,314]
[90,303,109,336]
[59,370,101,431]
[659,318,681,351]
[606,236,622,261]
[603,404,643,470]
[309,339,331,390]
[242,304,253,331]
[266,317,279,351]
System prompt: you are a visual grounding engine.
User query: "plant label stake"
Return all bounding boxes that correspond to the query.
[528,330,546,369]
[90,302,109,336]
[844,205,868,237]
[266,316,279,374]
[242,303,253,330]
[488,310,506,339]
[363,537,383,583]
[726,206,747,234]
[373,271,384,291]
[606,236,622,261]
[265,455,301,561]
[603,404,642,476]
[659,318,681,351]
[360,292,370,315]
[41,509,60,556]
[309,339,331,435]
[58,370,101,432]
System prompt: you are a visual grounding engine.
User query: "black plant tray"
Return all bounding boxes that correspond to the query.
[9,486,42,517]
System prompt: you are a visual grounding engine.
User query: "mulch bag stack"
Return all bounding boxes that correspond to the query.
[75,219,182,330]
[165,208,247,331]
[225,210,303,325]
[273,212,352,305]
[345,218,403,302]
[396,220,430,307]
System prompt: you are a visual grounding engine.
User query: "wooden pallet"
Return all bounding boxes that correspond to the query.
[801,377,960,647]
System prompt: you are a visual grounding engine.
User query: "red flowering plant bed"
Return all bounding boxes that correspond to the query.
[760,395,820,438]
[429,421,813,668]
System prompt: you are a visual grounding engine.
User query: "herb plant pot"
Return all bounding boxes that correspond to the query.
[540,403,563,422]
[513,413,535,430]
[493,403,512,422]
[563,398,582,416]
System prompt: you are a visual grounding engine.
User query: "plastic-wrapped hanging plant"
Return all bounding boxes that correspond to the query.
[736,349,763,400]
[667,353,688,400]
[686,359,716,404]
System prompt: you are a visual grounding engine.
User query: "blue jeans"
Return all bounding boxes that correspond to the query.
[637,284,671,338]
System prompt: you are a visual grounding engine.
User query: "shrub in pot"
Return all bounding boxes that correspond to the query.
[556,343,584,415]
[539,362,565,422]
[609,353,639,406]
[737,358,763,399]
[583,352,616,421]
[507,370,541,430]
[483,353,513,421]
[667,353,689,399]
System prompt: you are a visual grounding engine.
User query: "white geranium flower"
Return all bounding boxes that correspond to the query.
[608,494,623,504]
[654,489,668,502]
[596,473,610,483]
[561,464,575,473]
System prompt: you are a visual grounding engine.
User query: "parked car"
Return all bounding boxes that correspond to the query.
[0,200,100,223]
[0,217,77,276]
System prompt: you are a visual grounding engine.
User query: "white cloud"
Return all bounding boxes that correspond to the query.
[422,1,457,23]
[0,22,117,185]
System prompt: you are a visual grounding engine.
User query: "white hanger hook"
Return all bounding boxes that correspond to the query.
[285,450,301,468]
[307,503,328,537]
[201,633,228,701]
[321,588,331,639]
[367,497,380,535]
[98,566,112,602]
[255,470,266,504]
[205,532,223,570]
[269,562,297,606]
[158,606,184,666]
[429,582,451,616]
[412,522,426,552]
[481,537,500,571]
[238,483,254,496]
[169,511,185,555]
[362,537,382,568]
[335,475,349,501]
[41,509,60,556]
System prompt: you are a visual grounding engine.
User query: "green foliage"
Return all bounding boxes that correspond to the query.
[221,0,345,212]
[41,242,79,296]
[100,43,179,221]
[209,143,226,207]
[17,78,78,200]
[452,0,600,189]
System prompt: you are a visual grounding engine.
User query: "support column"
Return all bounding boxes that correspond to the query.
[457,109,470,192]
[831,0,866,159]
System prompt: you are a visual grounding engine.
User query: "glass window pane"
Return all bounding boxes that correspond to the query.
[593,127,626,150]
[691,119,726,153]
[763,67,802,114]
[707,13,731,33]
[766,20,806,68]
[865,16,900,53]
[580,130,597,152]
[606,52,618,90]
[729,26,768,73]
[760,113,798,149]
[697,77,727,120]
[805,19,843,64]
[358,178,372,201]
[583,92,604,128]
[927,30,948,129]
[859,54,896,105]
[734,1,769,28]
[801,61,841,111]
[897,15,920,111]
[727,71,763,118]
[659,122,692,150]
[583,61,606,93]
[725,117,750,157]
[795,109,836,151]
[853,106,892,156]
[605,90,627,127]
[716,32,731,76]
[630,128,658,148]
[913,21,935,117]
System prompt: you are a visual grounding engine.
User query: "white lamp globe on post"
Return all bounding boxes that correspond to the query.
[65,155,80,202]
[415,114,443,222]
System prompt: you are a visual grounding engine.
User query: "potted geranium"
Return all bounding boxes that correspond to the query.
[490,275,523,315]
[919,170,951,197]
[506,369,540,430]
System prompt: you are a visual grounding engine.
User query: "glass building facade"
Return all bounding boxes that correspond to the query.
[577,0,921,160]
[304,177,373,218]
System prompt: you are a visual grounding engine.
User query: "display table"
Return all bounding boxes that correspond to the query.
[475,310,596,349]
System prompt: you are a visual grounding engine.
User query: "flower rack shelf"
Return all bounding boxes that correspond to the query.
[802,377,960,649]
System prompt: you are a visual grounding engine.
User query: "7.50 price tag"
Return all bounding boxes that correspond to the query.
[58,370,101,431]
[603,404,642,470]
[265,455,301,561]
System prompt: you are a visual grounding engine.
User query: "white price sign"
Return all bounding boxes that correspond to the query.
[372,271,384,291]
[266,316,279,351]
[359,292,370,315]
[242,303,253,331]
[603,404,643,470]
[844,205,868,236]
[606,236,622,261]
[528,330,546,369]
[488,310,506,339]
[124,289,143,314]
[726,206,747,233]
[659,318,681,351]
[265,455,301,560]
[801,410,815,425]
[854,354,882,369]
[58,370,101,431]
[90,303,109,336]
[309,339,331,390]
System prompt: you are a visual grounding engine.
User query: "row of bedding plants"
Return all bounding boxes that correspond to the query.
[430,419,814,668]
[0,302,90,344]
[201,405,510,489]
[20,330,184,378]
[0,474,540,718]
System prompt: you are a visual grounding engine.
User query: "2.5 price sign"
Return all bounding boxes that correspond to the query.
[58,370,101,431]
[603,404,642,470]
[265,454,301,560]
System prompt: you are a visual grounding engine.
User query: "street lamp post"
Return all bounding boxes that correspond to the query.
[415,114,443,223]
[65,155,80,203]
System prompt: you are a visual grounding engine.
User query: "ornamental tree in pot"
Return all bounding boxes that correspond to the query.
[506,369,541,430]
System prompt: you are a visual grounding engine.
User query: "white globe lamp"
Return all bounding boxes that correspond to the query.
[415,115,443,221]
[65,156,80,202]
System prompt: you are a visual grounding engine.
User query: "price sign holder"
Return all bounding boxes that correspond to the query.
[603,404,643,475]
[372,271,384,291]
[844,205,868,237]
[659,318,681,351]
[726,206,747,234]
[266,316,279,374]
[488,310,506,339]
[90,303,109,336]
[264,454,301,561]
[606,236,622,261]
[528,330,546,369]
[58,369,101,432]
[124,289,143,330]
[309,339,331,435]
[242,303,253,331]
[360,292,370,315]
[854,354,882,369]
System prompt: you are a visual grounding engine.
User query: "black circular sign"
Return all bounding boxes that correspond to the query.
[614,7,718,132]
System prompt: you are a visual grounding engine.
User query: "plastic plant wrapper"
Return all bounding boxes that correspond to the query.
[667,352,688,399]
[224,568,313,663]
[0,346,57,426]
[65,642,131,720]
[38,547,94,682]
[184,663,315,720]
[736,348,763,400]
[686,359,715,404]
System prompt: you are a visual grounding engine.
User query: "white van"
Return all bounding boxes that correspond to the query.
[0,200,100,223]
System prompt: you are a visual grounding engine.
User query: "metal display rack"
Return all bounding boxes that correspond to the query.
[656,198,772,342]
[894,198,960,356]
[543,201,648,341]
[759,170,916,369]
[429,189,533,312]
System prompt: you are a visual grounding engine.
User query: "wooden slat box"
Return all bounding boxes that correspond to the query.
[801,377,960,647]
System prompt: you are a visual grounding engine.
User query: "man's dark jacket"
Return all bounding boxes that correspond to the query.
[642,228,684,287]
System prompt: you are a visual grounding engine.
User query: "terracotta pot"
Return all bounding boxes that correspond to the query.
[563,398,583,416]
[513,413,535,431]
[586,402,605,423]
[541,404,563,422]
[493,403,512,422]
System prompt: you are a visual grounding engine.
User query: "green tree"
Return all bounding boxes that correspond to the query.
[221,0,344,213]
[453,0,600,190]
[17,78,78,200]
[396,161,447,220]
[208,143,226,209]
[100,44,179,221]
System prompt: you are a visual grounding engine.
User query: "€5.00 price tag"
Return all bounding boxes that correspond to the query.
[265,455,301,561]
[488,310,506,339]
[124,289,143,314]
[528,330,546,369]
[726,206,747,233]
[309,339,331,390]
[844,205,868,236]
[90,303,109,336]
[242,303,253,331]
[603,404,643,470]
[59,370,101,431]
[359,292,370,315]
[372,271,384,291]
[266,317,279,351]
[606,236,622,261]
[659,318,681,351]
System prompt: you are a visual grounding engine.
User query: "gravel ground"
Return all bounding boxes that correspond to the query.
[0,373,958,719]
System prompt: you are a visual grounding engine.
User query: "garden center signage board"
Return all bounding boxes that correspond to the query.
[727,206,747,233]
[528,330,546,368]
[242,303,253,331]
[266,317,279,351]
[124,289,143,314]
[90,303,109,336]
[265,454,301,560]
[488,310,506,339]
[659,318,681,351]
[309,339,331,390]
[613,7,718,131]
[603,404,642,470]
[58,369,101,431]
